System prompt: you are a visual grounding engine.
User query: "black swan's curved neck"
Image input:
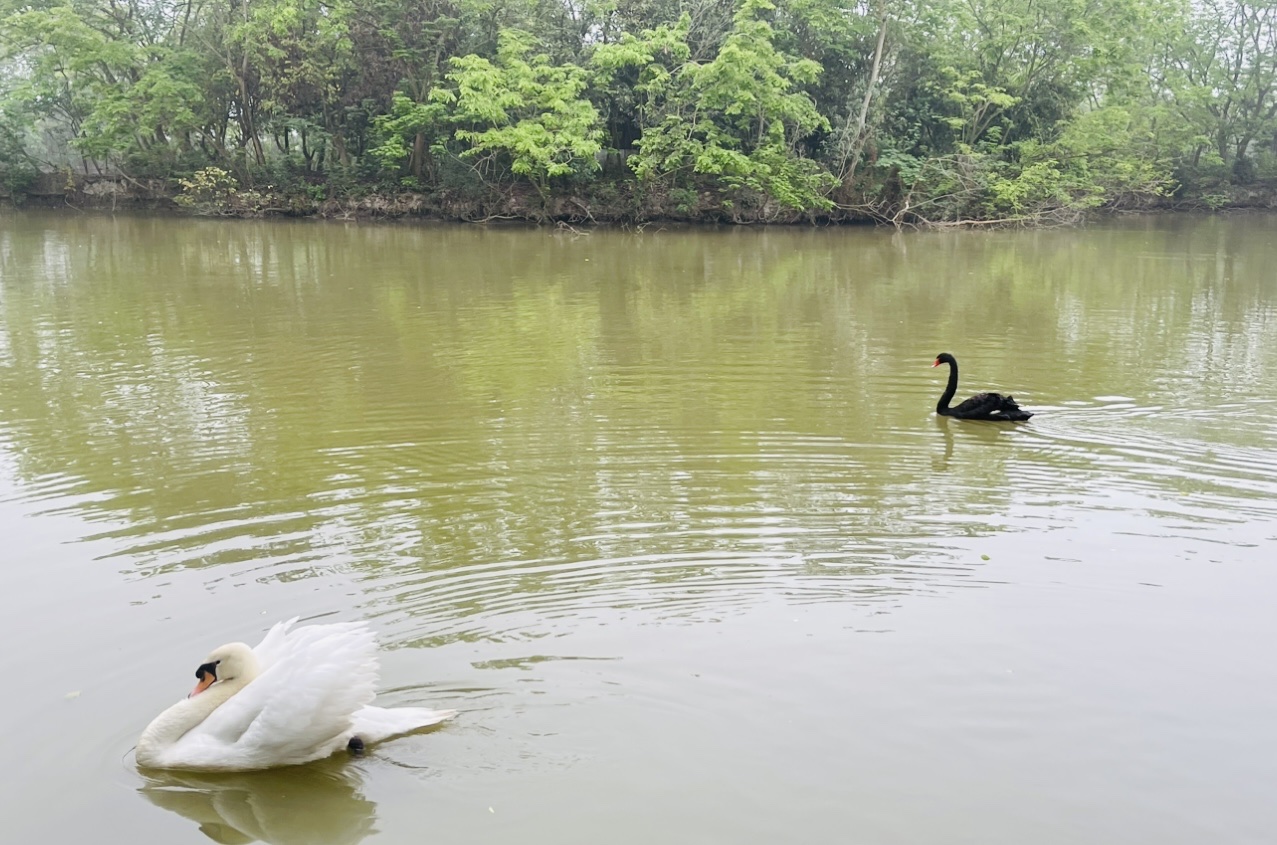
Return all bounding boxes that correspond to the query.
[937,358,958,414]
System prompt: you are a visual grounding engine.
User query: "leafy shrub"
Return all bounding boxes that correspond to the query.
[174,167,238,213]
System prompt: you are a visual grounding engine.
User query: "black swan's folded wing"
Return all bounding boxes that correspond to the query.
[950,392,1033,421]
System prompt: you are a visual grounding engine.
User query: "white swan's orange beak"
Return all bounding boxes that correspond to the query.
[189,669,216,698]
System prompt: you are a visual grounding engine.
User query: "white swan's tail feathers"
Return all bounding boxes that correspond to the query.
[351,705,457,744]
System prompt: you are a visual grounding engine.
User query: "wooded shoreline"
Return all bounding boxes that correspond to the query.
[4,0,1276,228]
[7,171,1275,227]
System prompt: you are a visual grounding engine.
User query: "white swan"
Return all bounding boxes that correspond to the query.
[136,618,456,771]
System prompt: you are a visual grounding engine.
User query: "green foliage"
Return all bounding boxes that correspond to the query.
[439,30,603,195]
[0,0,1269,223]
[598,0,835,213]
[1154,0,1277,187]
[174,167,240,213]
[0,2,217,178]
[371,92,449,174]
[939,70,1019,149]
[0,110,39,200]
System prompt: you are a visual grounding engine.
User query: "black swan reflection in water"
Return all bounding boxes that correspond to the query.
[931,353,1033,421]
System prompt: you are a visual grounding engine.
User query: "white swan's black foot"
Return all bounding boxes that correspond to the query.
[347,736,365,755]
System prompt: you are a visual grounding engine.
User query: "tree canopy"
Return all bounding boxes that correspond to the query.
[1,0,1274,223]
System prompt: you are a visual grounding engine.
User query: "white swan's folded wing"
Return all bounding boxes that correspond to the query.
[250,617,301,669]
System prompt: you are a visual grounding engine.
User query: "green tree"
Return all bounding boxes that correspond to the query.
[437,29,603,199]
[0,99,40,197]
[0,1,209,175]
[370,91,449,185]
[346,0,468,181]
[597,0,835,214]
[1157,0,1277,184]
[0,0,1258,223]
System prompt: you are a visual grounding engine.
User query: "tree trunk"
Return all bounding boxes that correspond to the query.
[842,1,890,185]
[411,131,427,180]
[332,132,350,168]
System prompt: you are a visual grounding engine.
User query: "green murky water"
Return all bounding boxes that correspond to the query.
[1,211,1275,843]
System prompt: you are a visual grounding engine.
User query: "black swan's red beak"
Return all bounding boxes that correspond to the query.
[931,359,941,367]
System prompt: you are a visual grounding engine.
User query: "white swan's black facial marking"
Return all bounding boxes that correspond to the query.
[195,661,220,682]
[189,659,222,697]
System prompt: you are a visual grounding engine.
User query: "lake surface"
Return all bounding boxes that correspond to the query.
[1,211,1275,844]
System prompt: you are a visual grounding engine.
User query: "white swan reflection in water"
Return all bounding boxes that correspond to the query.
[139,762,375,845]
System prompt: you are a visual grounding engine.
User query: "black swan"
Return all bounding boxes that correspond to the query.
[931,353,1033,421]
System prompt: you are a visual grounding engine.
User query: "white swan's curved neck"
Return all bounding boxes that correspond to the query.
[136,677,248,766]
